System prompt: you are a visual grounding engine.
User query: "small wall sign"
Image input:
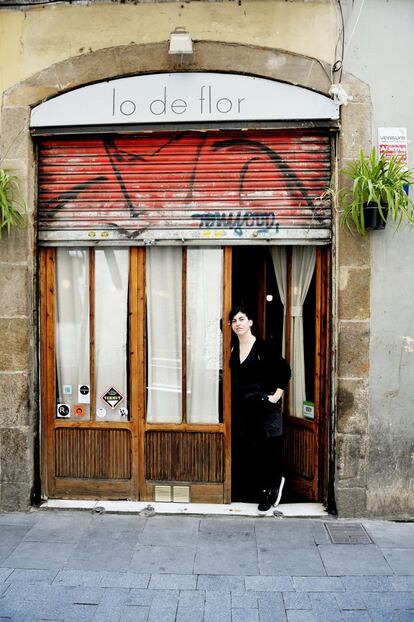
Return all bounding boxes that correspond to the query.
[78,384,90,404]
[378,127,408,163]
[57,403,71,418]
[303,401,315,420]
[101,386,124,409]
[73,404,86,417]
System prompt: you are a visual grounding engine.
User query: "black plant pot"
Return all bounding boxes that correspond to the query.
[363,203,388,230]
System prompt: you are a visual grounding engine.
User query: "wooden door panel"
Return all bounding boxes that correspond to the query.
[54,428,132,479]
[137,246,232,505]
[282,247,330,502]
[40,248,138,500]
[145,431,225,482]
[283,417,317,500]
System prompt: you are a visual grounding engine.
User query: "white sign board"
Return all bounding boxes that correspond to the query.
[30,72,339,127]
[378,127,408,163]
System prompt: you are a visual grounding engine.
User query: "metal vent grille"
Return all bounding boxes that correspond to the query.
[154,485,172,502]
[173,486,190,503]
[324,522,373,544]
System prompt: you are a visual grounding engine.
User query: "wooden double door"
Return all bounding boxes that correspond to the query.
[40,245,330,504]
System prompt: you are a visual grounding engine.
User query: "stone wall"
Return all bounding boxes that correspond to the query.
[0,215,36,510]
[333,71,372,516]
[0,59,37,505]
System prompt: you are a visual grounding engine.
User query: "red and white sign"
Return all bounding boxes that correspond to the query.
[378,127,408,163]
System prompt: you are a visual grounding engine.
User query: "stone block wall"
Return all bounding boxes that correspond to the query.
[333,72,372,516]
[0,229,36,510]
[0,94,36,509]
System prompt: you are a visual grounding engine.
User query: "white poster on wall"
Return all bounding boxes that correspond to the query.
[378,127,408,163]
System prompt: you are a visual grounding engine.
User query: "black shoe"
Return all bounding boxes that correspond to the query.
[257,489,275,512]
[257,477,285,513]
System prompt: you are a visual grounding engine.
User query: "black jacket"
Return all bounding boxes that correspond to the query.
[230,338,291,438]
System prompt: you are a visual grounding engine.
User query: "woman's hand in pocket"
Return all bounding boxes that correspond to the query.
[267,388,284,404]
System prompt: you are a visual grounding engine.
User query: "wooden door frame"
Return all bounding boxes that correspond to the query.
[39,247,139,500]
[40,244,330,504]
[229,245,331,503]
[283,245,331,502]
[317,246,331,504]
[39,248,56,499]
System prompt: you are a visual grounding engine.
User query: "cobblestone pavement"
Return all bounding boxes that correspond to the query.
[0,510,413,621]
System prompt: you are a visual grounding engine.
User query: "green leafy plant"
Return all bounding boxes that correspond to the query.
[0,168,26,239]
[339,147,414,236]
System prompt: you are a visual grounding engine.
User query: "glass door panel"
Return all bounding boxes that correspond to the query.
[55,248,90,420]
[186,248,223,424]
[145,247,182,423]
[94,249,129,421]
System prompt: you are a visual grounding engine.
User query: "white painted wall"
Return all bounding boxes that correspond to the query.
[343,0,414,515]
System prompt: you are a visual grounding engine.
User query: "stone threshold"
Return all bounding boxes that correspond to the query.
[41,499,328,518]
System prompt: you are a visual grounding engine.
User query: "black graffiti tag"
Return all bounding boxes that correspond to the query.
[191,210,280,236]
[41,132,318,239]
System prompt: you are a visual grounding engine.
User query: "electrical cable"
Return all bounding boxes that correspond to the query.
[344,0,366,53]
[1,1,99,6]
[314,58,333,84]
[330,0,345,83]
[335,0,345,82]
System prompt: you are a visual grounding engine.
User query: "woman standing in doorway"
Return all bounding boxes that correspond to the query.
[230,304,291,512]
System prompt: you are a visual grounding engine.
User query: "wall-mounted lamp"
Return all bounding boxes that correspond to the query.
[169,27,193,56]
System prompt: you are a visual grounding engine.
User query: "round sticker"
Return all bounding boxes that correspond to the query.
[96,408,107,418]
[79,385,89,396]
[57,404,70,418]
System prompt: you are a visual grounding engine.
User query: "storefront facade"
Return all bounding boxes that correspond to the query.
[30,73,335,504]
[1,0,411,517]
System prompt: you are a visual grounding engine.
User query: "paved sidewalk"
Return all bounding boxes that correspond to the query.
[0,510,413,621]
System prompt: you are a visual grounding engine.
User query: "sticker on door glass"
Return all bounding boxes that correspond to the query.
[101,386,124,410]
[57,403,71,418]
[96,407,107,418]
[78,384,90,404]
[63,385,72,395]
[119,407,128,418]
[73,404,86,417]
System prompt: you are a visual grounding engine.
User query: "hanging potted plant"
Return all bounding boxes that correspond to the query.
[339,147,414,236]
[0,168,26,239]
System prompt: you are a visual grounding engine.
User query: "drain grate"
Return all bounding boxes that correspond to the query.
[324,522,373,544]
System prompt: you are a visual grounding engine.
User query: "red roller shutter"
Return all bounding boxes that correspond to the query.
[37,129,332,243]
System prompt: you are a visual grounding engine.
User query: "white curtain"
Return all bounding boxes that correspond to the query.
[291,246,316,418]
[95,249,129,420]
[186,249,223,424]
[146,247,182,423]
[55,249,90,418]
[270,247,287,356]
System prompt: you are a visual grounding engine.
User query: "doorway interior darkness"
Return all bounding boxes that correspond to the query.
[232,246,329,502]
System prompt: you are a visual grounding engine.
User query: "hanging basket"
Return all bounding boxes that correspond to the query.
[363,203,388,231]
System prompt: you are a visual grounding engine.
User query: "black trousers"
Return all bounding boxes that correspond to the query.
[232,435,284,502]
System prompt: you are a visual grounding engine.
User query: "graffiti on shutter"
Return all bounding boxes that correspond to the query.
[37,130,332,243]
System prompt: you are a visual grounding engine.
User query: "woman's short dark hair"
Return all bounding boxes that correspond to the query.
[229,303,253,323]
